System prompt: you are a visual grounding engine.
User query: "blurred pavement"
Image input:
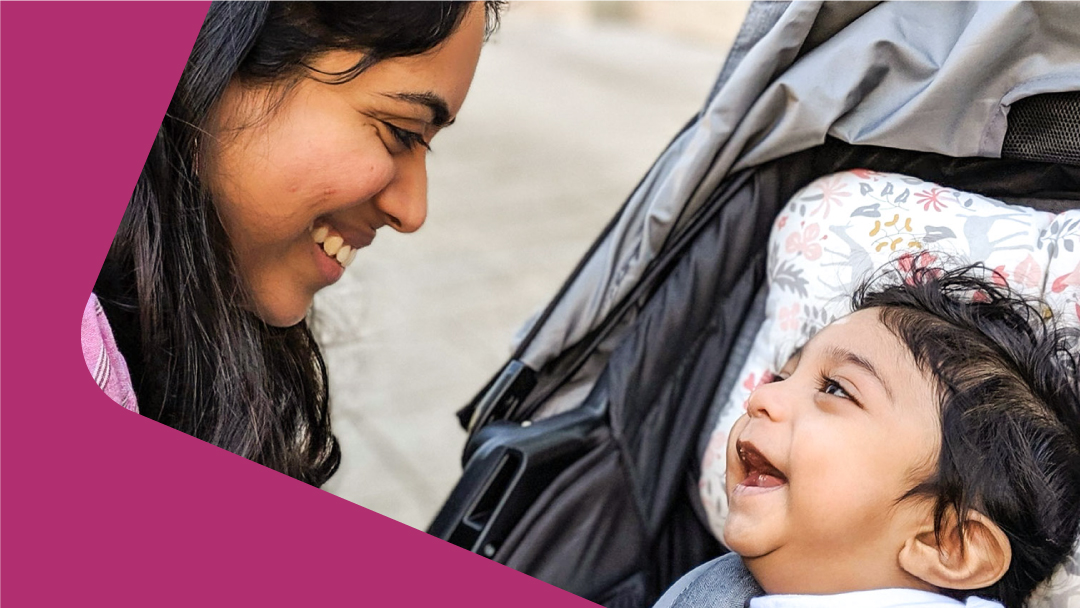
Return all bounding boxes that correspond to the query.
[314,2,749,530]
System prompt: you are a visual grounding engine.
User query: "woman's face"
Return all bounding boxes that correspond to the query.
[205,6,486,327]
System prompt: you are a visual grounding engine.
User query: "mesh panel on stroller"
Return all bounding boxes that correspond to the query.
[430,3,1080,607]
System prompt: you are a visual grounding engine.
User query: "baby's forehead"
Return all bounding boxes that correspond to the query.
[793,310,939,400]
[784,309,902,365]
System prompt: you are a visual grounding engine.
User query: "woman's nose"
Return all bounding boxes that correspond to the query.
[746,380,789,422]
[374,155,428,233]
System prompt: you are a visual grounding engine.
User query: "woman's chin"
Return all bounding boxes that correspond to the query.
[267,313,307,328]
[251,296,313,328]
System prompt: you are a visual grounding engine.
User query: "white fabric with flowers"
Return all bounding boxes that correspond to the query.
[698,170,1080,607]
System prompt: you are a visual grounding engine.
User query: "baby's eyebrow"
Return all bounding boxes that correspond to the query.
[821,345,896,403]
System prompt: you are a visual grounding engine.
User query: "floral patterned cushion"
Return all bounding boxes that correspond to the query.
[699,169,1080,606]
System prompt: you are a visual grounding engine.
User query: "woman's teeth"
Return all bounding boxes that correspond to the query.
[312,226,357,268]
[323,235,344,254]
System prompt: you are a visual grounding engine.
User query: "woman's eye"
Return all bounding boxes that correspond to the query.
[381,121,430,152]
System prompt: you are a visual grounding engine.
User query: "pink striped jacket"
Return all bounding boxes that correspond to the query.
[81,294,139,413]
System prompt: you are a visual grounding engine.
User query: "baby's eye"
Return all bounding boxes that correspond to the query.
[820,377,851,400]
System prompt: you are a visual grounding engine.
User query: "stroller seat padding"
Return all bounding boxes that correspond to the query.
[698,169,1080,605]
[652,553,763,608]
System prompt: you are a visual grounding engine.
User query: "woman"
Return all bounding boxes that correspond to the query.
[85,2,505,486]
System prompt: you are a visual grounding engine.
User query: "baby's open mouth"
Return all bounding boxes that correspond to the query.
[736,440,787,489]
[312,224,358,268]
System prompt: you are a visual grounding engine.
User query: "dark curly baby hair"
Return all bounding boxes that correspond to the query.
[853,260,1080,608]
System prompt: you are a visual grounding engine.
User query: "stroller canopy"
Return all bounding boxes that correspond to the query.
[519,1,1080,384]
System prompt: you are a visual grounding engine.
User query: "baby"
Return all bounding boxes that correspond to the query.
[657,263,1080,608]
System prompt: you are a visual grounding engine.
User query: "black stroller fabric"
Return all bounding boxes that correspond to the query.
[430,3,1080,607]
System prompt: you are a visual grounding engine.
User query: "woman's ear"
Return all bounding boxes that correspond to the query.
[898,510,1012,591]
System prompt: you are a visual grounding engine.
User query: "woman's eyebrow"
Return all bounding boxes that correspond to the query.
[822,345,895,402]
[381,91,454,128]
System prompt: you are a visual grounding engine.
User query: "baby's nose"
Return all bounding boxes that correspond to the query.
[746,380,789,421]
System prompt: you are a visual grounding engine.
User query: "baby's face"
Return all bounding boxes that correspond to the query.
[724,308,942,594]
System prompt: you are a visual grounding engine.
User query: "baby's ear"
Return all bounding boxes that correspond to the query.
[898,509,1012,591]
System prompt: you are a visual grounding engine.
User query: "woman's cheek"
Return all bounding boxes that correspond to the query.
[304,131,397,207]
[350,126,398,193]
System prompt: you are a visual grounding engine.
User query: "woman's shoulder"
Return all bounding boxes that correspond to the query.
[82,293,139,413]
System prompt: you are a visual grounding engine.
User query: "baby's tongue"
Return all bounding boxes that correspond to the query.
[744,472,785,488]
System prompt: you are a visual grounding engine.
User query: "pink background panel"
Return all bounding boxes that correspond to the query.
[0,2,596,606]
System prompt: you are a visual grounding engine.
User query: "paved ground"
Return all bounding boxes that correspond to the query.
[314,4,749,530]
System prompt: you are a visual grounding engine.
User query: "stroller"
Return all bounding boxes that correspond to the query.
[429,2,1080,607]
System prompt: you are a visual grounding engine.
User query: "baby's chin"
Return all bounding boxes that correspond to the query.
[723,536,790,596]
[721,514,774,561]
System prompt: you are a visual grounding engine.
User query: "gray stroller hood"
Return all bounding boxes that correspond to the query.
[432,3,1080,607]
[519,0,1080,382]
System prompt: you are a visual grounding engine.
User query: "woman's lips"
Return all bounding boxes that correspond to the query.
[312,239,346,285]
[311,223,374,268]
[309,221,375,286]
[312,225,357,267]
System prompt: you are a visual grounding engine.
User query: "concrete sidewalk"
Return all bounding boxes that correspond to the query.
[314,3,748,530]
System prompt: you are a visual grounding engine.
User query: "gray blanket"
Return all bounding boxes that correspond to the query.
[653,553,765,608]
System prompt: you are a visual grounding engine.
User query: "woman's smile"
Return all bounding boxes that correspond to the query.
[309,221,378,285]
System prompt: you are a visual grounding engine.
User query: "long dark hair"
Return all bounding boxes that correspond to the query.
[96,2,504,486]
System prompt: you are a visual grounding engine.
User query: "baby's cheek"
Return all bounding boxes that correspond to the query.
[793,466,894,537]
